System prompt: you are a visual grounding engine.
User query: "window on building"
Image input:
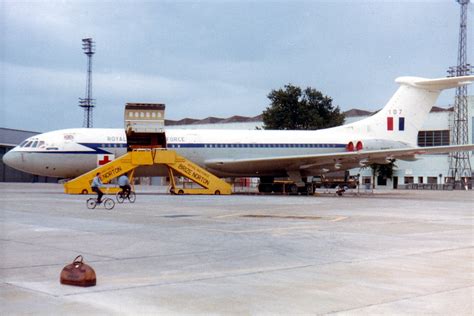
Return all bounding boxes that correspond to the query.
[404,176,414,184]
[427,177,438,184]
[418,176,423,184]
[377,175,387,186]
[417,130,450,147]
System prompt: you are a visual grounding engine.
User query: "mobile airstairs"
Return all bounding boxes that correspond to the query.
[64,103,232,195]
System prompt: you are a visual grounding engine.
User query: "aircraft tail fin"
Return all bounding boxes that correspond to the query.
[347,75,474,146]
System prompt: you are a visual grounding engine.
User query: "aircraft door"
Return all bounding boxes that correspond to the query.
[185,133,200,161]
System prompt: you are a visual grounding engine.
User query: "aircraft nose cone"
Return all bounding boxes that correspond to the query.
[2,149,21,170]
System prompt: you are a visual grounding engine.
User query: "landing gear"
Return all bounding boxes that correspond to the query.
[257,177,315,195]
[258,183,273,193]
[303,182,315,195]
[288,183,298,195]
[258,177,274,194]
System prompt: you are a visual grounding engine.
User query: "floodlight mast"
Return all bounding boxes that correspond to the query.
[79,38,96,128]
[447,0,472,183]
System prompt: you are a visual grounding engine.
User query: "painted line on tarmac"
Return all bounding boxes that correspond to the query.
[202,225,324,234]
[330,216,348,222]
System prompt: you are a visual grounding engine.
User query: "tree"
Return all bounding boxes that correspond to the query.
[366,160,397,189]
[262,84,345,130]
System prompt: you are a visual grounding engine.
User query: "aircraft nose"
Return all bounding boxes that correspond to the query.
[2,149,21,170]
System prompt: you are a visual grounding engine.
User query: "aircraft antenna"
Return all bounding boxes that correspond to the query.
[447,0,472,185]
[78,38,96,128]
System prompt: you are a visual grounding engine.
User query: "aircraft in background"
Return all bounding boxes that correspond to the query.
[3,75,474,192]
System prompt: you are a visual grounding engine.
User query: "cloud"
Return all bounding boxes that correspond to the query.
[1,61,267,131]
[1,1,464,132]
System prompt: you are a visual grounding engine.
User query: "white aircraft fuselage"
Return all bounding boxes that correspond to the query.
[4,76,474,180]
[3,127,367,178]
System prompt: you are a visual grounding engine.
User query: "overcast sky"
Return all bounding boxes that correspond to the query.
[1,0,472,132]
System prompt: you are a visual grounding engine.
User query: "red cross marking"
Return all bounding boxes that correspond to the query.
[99,155,112,165]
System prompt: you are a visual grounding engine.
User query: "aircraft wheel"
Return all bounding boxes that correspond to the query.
[272,183,284,193]
[288,184,298,195]
[258,183,272,193]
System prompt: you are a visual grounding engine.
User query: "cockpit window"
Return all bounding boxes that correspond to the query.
[31,141,39,148]
[38,141,45,148]
[19,140,28,147]
[24,141,33,148]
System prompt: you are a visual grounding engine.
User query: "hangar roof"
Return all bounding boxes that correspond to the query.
[0,128,39,147]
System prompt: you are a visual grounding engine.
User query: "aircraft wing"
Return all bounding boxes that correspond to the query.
[204,144,474,174]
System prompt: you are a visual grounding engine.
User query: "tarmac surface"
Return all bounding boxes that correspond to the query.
[1,183,473,315]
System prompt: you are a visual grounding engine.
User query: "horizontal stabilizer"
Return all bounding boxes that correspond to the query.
[396,75,474,91]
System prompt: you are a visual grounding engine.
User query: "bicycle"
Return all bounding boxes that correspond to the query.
[86,197,115,210]
[116,190,136,203]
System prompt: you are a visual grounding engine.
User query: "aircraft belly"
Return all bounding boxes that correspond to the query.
[202,148,338,177]
[20,153,97,178]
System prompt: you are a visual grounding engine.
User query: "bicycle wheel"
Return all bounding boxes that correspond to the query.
[104,198,115,210]
[128,191,136,203]
[86,198,96,209]
[116,191,124,203]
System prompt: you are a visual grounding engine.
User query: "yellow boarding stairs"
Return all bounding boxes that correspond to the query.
[64,149,232,195]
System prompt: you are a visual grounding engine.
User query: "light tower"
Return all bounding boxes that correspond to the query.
[447,0,472,183]
[79,38,96,128]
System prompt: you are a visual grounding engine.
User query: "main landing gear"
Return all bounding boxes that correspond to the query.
[258,177,315,195]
